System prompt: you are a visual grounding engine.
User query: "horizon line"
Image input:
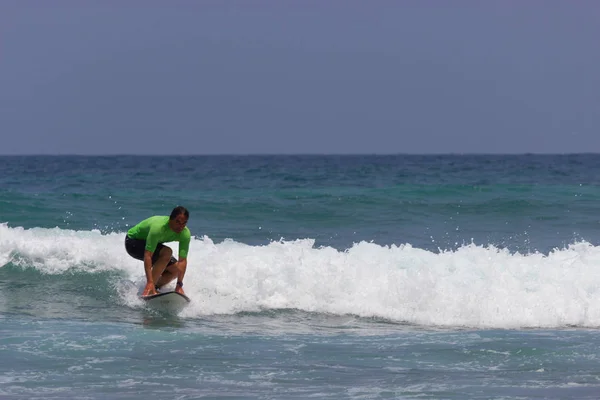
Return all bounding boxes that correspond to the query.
[1,152,599,157]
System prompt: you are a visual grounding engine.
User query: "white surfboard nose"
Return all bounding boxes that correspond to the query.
[142,291,191,314]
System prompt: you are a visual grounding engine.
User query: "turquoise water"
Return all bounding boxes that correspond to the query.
[2,155,600,398]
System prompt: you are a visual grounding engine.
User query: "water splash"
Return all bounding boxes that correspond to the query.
[2,223,600,328]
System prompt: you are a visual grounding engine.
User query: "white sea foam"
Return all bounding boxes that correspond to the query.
[2,223,600,328]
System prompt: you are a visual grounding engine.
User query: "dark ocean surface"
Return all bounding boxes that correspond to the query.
[2,155,600,399]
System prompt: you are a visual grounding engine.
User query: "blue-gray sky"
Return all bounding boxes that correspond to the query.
[1,1,599,154]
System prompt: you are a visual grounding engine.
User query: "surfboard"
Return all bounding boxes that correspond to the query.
[141,291,191,314]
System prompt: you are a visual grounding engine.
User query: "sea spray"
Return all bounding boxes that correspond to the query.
[3,224,600,328]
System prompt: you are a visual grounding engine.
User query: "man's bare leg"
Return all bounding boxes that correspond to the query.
[155,265,178,289]
[151,246,173,285]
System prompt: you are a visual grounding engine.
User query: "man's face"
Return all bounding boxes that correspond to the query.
[169,214,188,233]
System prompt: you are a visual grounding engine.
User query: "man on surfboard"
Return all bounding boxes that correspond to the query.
[125,206,191,297]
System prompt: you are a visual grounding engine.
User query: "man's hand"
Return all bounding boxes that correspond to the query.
[142,282,157,297]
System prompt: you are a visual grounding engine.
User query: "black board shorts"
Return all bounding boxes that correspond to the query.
[125,235,177,266]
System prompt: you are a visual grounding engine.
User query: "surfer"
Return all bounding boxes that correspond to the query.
[125,206,191,297]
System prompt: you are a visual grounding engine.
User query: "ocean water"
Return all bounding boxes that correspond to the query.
[2,154,600,399]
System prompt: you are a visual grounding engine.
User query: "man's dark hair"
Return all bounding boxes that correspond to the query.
[170,206,189,220]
